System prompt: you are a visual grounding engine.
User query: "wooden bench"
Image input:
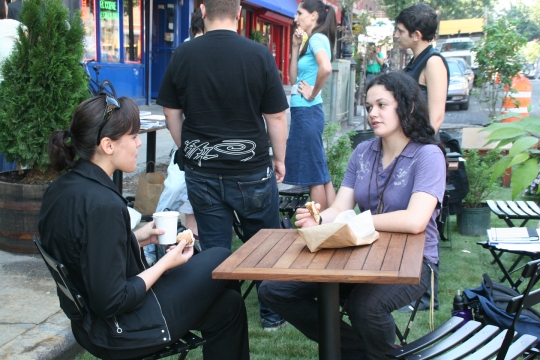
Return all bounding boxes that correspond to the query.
[487,200,540,228]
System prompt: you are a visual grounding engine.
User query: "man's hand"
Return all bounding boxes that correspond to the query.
[273,160,285,183]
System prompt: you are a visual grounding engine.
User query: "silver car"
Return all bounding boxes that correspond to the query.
[446,58,475,89]
[446,60,470,110]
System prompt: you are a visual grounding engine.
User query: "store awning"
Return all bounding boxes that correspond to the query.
[244,0,298,18]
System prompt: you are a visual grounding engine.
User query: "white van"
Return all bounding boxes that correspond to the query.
[440,38,478,77]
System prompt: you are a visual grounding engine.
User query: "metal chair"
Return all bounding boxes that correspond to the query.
[386,259,540,359]
[33,236,205,360]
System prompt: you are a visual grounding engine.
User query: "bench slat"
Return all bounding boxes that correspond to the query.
[496,200,518,217]
[487,200,507,218]
[527,201,540,216]
[460,330,513,360]
[516,201,540,218]
[505,334,538,360]
[434,325,499,360]
[506,201,529,218]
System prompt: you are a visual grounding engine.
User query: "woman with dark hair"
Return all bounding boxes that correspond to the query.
[38,95,249,360]
[260,72,446,359]
[284,0,337,211]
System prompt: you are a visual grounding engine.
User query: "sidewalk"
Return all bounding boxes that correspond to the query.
[0,85,473,360]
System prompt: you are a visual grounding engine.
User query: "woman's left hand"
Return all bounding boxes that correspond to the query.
[134,221,164,248]
[297,80,314,101]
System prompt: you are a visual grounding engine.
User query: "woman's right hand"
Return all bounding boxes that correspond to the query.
[292,27,304,47]
[294,206,320,228]
[160,240,193,269]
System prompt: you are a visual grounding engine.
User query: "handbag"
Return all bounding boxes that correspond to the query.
[133,172,165,215]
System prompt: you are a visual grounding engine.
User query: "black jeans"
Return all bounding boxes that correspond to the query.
[259,260,438,360]
[72,248,250,360]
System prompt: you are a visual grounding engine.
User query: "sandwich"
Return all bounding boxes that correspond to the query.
[176,229,195,247]
[305,201,321,224]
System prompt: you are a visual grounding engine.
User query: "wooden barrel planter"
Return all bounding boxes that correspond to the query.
[0,174,47,254]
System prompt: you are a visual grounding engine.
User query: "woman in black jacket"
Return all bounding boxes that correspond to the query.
[38,95,249,360]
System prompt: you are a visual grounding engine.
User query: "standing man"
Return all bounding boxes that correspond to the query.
[157,0,289,331]
[7,0,22,21]
[395,3,449,133]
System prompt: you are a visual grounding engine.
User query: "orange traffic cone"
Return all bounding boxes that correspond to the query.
[501,74,532,122]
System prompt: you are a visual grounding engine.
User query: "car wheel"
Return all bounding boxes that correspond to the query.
[460,99,469,111]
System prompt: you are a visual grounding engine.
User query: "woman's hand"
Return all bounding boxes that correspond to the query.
[297,80,314,101]
[134,221,164,248]
[292,27,304,47]
[294,205,320,228]
[162,240,194,268]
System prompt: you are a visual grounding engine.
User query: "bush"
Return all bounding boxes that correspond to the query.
[463,149,502,208]
[323,122,354,188]
[0,0,88,176]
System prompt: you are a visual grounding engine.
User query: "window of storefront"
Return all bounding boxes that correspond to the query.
[100,0,120,62]
[81,0,96,60]
[123,0,141,63]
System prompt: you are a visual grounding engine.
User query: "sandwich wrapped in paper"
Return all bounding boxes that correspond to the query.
[298,210,379,252]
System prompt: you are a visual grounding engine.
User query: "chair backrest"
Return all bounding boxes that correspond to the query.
[496,258,540,360]
[33,236,86,314]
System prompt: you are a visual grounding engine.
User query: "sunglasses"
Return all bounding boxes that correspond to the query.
[96,95,120,146]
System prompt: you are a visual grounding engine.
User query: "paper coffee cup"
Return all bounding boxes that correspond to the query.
[152,211,179,245]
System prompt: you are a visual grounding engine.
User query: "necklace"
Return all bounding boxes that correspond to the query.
[367,139,411,214]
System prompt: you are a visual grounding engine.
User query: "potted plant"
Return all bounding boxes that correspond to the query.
[322,122,354,189]
[0,0,87,253]
[457,149,501,236]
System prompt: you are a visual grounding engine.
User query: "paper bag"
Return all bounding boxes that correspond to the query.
[133,172,165,215]
[298,210,379,252]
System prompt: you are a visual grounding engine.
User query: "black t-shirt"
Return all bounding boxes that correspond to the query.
[157,30,289,175]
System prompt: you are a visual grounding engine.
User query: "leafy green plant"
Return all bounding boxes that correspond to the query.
[323,122,354,188]
[462,149,501,208]
[472,18,527,118]
[250,30,265,44]
[484,111,540,199]
[0,0,88,180]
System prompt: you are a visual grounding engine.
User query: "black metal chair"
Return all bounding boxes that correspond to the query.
[386,259,540,359]
[33,236,205,360]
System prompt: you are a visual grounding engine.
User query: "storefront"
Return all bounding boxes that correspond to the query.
[238,1,295,85]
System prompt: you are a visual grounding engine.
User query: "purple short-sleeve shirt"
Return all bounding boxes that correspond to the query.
[342,138,446,264]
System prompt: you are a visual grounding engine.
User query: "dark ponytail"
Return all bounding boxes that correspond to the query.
[47,95,140,171]
[299,0,337,61]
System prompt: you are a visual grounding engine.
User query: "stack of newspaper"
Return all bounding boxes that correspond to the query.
[487,227,540,252]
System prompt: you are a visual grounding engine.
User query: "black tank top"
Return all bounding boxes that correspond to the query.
[404,45,449,100]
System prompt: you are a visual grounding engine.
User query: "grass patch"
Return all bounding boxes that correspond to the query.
[76,186,539,359]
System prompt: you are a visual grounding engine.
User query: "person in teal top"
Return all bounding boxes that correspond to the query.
[285,0,337,211]
[366,43,384,80]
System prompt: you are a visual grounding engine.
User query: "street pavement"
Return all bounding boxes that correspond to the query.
[1,79,539,359]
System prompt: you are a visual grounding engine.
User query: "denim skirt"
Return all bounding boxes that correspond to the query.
[283,104,330,186]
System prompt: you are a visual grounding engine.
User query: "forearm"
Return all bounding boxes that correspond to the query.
[428,102,445,133]
[264,111,287,163]
[137,261,169,291]
[163,108,183,148]
[289,48,299,84]
[372,211,428,234]
[311,65,331,98]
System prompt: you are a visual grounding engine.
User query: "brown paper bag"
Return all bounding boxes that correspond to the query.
[297,210,379,252]
[133,172,165,215]
[298,224,379,252]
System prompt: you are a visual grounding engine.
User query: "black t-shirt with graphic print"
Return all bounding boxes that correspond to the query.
[157,30,289,175]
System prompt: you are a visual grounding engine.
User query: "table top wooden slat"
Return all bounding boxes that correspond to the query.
[381,233,407,271]
[212,229,425,285]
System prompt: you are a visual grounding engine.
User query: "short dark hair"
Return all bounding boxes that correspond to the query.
[366,72,444,153]
[203,0,239,21]
[395,4,438,42]
[48,95,140,171]
[0,0,7,19]
[190,9,204,39]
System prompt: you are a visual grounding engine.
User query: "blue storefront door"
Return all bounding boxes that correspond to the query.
[151,0,177,98]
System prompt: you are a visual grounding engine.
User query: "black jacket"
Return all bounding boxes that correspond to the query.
[38,160,171,350]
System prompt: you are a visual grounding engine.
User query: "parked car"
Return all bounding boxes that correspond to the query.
[440,37,478,79]
[446,60,470,110]
[522,63,536,79]
[445,57,475,89]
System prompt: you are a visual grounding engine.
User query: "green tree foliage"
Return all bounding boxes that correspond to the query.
[505,4,540,41]
[472,18,527,118]
[483,115,540,199]
[380,0,493,21]
[0,0,88,175]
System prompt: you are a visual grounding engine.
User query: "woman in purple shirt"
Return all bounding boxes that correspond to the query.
[259,72,446,359]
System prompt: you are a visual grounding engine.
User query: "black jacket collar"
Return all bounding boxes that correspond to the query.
[71,159,127,204]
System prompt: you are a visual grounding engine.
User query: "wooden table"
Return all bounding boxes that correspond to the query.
[113,125,167,193]
[213,229,426,360]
